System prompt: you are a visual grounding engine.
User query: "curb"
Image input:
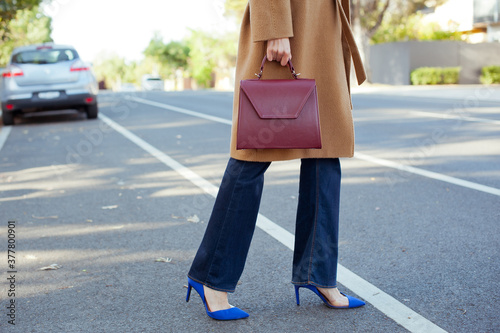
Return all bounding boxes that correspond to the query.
[351,84,500,103]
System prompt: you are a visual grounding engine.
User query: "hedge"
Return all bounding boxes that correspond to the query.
[410,67,461,85]
[480,65,500,84]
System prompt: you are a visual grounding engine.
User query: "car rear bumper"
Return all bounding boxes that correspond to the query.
[1,92,97,113]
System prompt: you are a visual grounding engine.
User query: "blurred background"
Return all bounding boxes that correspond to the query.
[1,0,499,91]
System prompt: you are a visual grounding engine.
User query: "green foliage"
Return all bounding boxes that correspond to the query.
[143,32,166,60]
[417,19,462,41]
[184,30,218,87]
[0,6,52,67]
[92,53,128,90]
[410,67,461,85]
[357,0,391,37]
[163,41,190,70]
[429,30,462,41]
[441,67,460,84]
[480,66,500,84]
[184,29,237,87]
[371,13,422,44]
[144,34,190,77]
[142,28,237,88]
[0,0,43,41]
[92,50,163,90]
[371,13,462,44]
[96,27,238,90]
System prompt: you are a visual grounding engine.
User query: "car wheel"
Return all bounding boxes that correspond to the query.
[86,104,98,119]
[2,111,14,125]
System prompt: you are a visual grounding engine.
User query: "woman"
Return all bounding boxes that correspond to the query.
[186,0,366,320]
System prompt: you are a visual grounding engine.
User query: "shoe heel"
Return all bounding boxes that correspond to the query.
[296,284,366,309]
[295,285,301,306]
[186,283,192,302]
[186,278,249,320]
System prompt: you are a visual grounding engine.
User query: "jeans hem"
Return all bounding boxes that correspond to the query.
[291,281,337,289]
[187,274,236,293]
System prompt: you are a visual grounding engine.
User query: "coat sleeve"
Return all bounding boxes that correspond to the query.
[249,0,294,42]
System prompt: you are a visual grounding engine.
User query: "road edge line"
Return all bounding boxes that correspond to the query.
[0,126,12,154]
[127,96,232,125]
[354,152,500,196]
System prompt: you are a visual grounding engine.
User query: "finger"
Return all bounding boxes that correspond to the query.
[280,45,290,66]
[266,52,273,62]
[276,44,285,66]
[267,39,279,61]
[280,40,291,66]
[281,56,288,66]
[267,48,274,61]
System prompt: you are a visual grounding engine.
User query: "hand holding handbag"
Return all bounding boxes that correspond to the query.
[237,56,321,150]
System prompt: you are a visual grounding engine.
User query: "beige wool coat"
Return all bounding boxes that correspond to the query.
[229,0,366,162]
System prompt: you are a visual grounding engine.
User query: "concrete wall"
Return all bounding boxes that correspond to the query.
[369,41,500,85]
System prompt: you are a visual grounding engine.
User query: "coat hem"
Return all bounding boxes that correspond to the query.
[230,151,355,163]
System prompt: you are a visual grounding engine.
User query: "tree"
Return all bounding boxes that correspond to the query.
[371,12,461,44]
[184,30,218,87]
[144,34,190,76]
[143,28,238,89]
[143,33,190,89]
[183,29,238,88]
[0,6,52,66]
[92,53,127,90]
[0,0,44,41]
[350,0,449,80]
[162,41,190,71]
[350,0,391,80]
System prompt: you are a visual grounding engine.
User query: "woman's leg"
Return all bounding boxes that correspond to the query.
[188,157,271,292]
[292,158,341,287]
[292,158,349,306]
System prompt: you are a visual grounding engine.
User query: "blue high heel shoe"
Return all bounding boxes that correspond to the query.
[295,285,365,308]
[186,278,249,320]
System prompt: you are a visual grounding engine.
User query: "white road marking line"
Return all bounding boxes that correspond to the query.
[405,110,500,125]
[132,95,500,126]
[127,96,232,125]
[354,152,500,197]
[99,113,447,333]
[130,96,500,198]
[0,126,12,153]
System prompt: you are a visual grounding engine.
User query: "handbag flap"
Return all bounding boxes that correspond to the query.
[240,79,316,119]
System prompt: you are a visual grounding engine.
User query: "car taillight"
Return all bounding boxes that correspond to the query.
[2,66,24,77]
[36,45,53,50]
[70,60,90,72]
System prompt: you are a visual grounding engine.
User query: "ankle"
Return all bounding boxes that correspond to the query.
[316,287,348,307]
[203,286,230,312]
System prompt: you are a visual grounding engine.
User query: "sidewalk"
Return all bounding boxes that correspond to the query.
[351,84,500,103]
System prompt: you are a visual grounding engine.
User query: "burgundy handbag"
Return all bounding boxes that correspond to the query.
[237,56,321,150]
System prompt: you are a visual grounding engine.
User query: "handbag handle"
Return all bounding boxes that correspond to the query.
[255,55,300,79]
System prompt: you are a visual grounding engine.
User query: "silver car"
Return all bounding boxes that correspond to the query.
[1,43,98,125]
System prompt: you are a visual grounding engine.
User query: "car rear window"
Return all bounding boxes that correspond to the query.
[12,49,79,65]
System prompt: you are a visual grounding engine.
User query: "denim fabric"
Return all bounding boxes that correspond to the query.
[188,157,341,292]
[291,158,340,288]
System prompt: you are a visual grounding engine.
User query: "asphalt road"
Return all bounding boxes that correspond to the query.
[0,86,499,333]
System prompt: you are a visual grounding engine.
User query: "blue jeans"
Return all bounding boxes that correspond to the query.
[188,157,341,292]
